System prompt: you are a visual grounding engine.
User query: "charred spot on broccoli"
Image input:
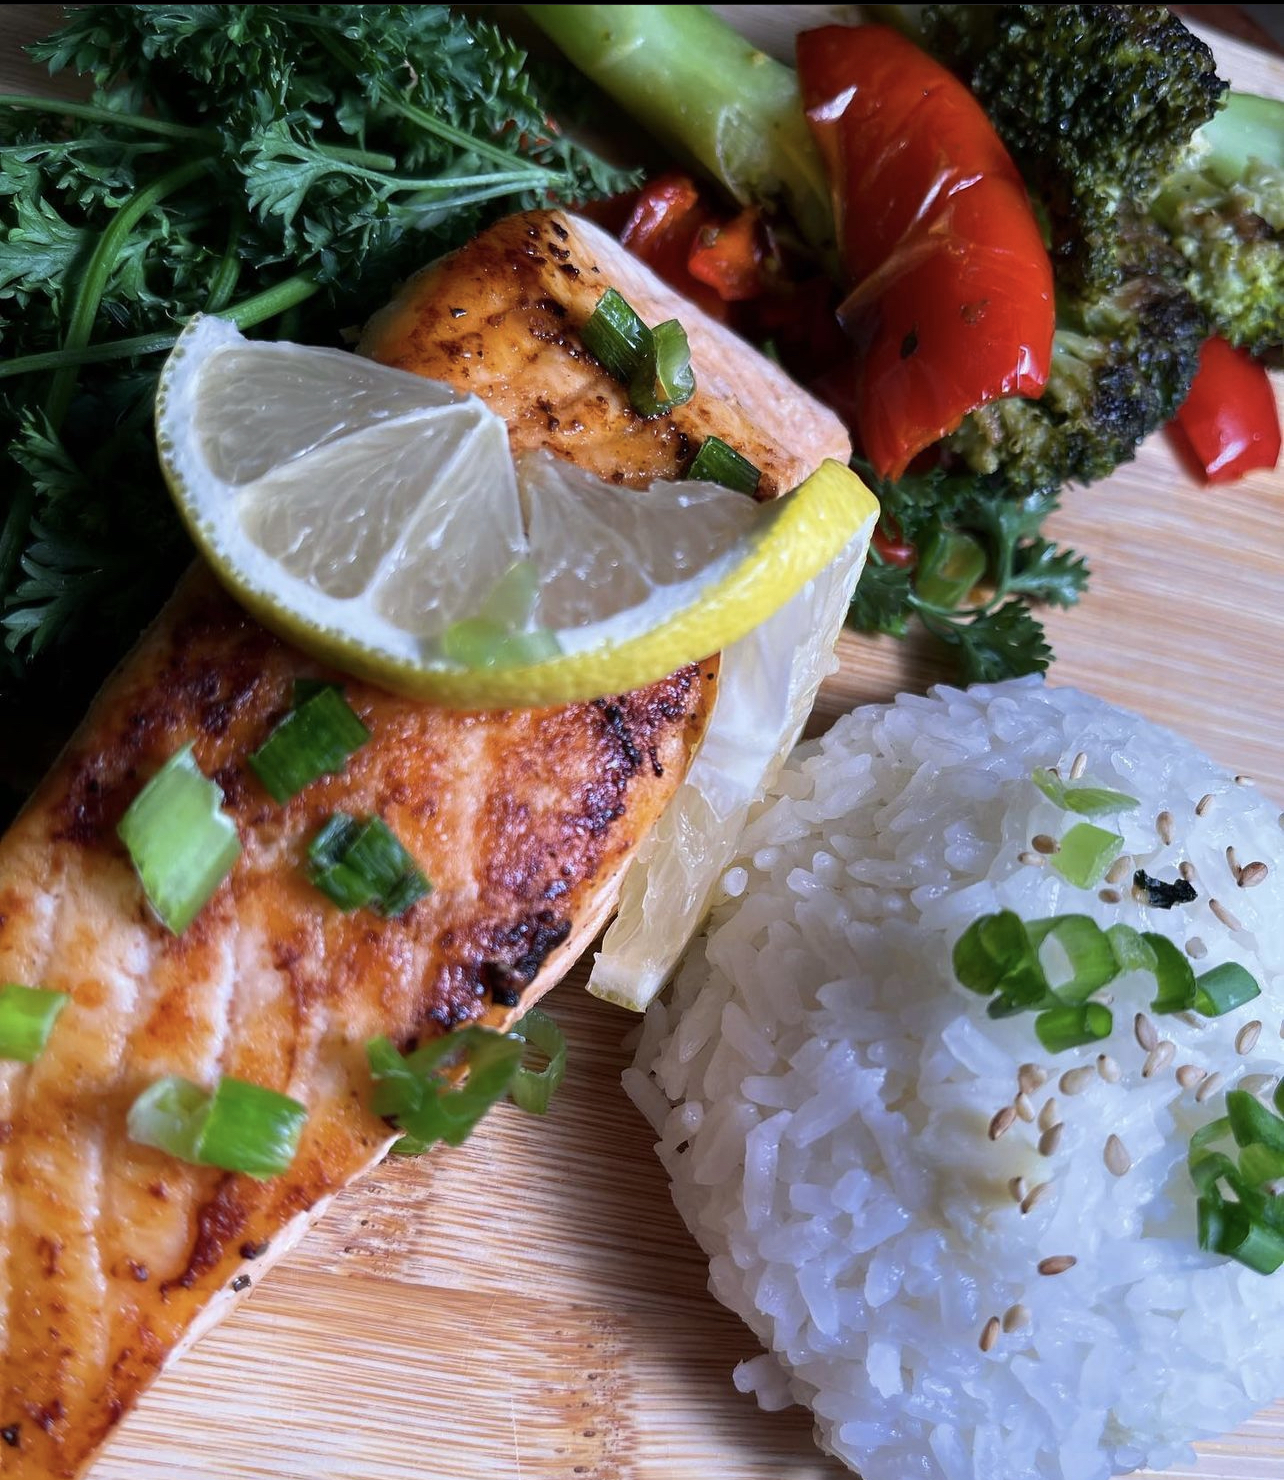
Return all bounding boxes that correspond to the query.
[924,4,1225,291]
[942,229,1208,497]
[1153,91,1284,355]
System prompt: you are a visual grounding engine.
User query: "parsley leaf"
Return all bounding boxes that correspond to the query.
[0,3,637,714]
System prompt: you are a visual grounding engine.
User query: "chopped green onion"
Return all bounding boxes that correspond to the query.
[1106,923,1158,975]
[198,1077,309,1179]
[1190,1116,1232,1158]
[630,318,695,417]
[508,1008,567,1114]
[439,618,560,670]
[249,683,370,803]
[1188,1097,1284,1274]
[952,910,1049,1006]
[306,813,431,917]
[1144,932,1197,1015]
[1031,915,1116,1002]
[1194,961,1262,1017]
[1049,822,1124,888]
[438,561,561,670]
[1239,1143,1284,1186]
[687,436,761,495]
[1032,766,1138,817]
[117,743,242,934]
[1190,1148,1239,1196]
[581,287,651,383]
[914,528,986,609]
[367,1027,524,1151]
[128,1075,208,1163]
[1202,1202,1284,1275]
[0,984,68,1063]
[582,289,697,419]
[1197,1195,1226,1255]
[1227,1089,1284,1154]
[128,1074,307,1179]
[1034,1001,1113,1053]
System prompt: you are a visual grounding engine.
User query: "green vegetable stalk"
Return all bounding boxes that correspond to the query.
[524,4,834,251]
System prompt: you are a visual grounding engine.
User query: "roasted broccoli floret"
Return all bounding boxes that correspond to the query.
[942,263,1208,497]
[1153,91,1284,354]
[901,3,1283,493]
[924,4,1226,291]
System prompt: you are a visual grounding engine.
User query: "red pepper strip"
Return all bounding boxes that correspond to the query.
[1170,335,1281,484]
[687,209,765,301]
[873,516,916,569]
[619,173,729,321]
[796,24,1054,481]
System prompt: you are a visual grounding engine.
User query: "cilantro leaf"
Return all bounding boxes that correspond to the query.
[922,600,1053,684]
[848,556,913,638]
[844,457,1085,683]
[1006,537,1090,608]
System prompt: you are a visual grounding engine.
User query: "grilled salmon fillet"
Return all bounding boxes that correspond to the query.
[0,209,848,1479]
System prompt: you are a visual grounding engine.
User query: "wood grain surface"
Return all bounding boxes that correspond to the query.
[2,7,1283,1479]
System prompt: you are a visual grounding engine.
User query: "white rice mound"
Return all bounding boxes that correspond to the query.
[625,678,1284,1480]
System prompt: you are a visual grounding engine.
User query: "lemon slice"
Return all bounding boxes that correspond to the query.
[156,315,878,708]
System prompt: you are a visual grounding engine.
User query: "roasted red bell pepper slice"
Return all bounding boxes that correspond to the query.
[796,24,1055,481]
[1170,335,1281,483]
[619,173,729,320]
[872,516,917,569]
[687,209,765,302]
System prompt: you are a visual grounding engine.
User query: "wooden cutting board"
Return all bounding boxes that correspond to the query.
[2,8,1283,1478]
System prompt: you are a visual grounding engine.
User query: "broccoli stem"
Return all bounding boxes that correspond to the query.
[524,4,833,251]
[1199,90,1284,185]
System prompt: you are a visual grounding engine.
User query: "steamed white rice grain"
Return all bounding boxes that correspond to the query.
[628,677,1284,1480]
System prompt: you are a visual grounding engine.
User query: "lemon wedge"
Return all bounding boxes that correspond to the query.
[155,315,878,708]
[589,511,873,1009]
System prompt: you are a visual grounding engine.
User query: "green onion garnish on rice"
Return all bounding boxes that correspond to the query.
[1106,923,1158,974]
[1032,766,1139,817]
[1035,1001,1113,1053]
[954,908,1262,1051]
[1144,933,1198,1014]
[128,1074,308,1179]
[249,682,369,803]
[1194,961,1262,1017]
[1191,1093,1284,1275]
[0,983,67,1063]
[1029,915,1117,1001]
[1049,822,1125,888]
[117,743,242,933]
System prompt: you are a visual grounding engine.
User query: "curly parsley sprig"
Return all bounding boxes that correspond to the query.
[0,4,635,716]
